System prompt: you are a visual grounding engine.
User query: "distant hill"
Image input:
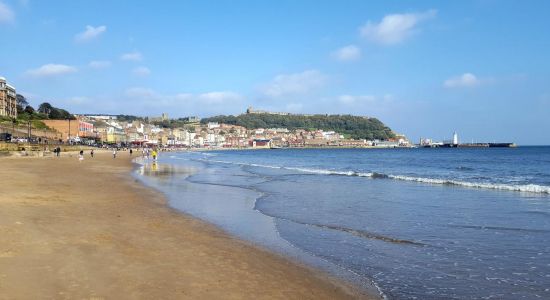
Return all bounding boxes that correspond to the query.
[201,113,395,140]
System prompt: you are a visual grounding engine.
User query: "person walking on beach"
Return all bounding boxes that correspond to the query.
[90,149,94,158]
[130,149,133,156]
[152,149,157,161]
[113,149,117,158]
[79,150,84,162]
[56,146,61,157]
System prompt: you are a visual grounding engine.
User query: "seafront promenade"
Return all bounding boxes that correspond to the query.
[0,151,367,299]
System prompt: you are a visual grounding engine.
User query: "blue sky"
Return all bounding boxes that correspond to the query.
[1,0,549,144]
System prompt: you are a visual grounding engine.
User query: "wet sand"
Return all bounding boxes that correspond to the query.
[0,151,371,299]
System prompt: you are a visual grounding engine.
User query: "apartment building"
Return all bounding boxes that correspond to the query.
[0,77,17,118]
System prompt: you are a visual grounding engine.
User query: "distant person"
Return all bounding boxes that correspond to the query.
[56,147,61,157]
[90,149,94,158]
[152,150,158,161]
[79,150,84,162]
[113,149,117,158]
[130,149,133,155]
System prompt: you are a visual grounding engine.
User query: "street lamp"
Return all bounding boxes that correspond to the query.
[67,118,71,144]
[27,120,31,142]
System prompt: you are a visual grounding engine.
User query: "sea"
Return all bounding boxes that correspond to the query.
[134,146,550,299]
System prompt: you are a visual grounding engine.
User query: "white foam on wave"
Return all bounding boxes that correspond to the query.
[286,167,373,177]
[388,175,550,194]
[198,158,550,194]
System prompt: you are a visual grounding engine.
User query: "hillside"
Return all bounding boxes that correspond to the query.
[201,113,395,140]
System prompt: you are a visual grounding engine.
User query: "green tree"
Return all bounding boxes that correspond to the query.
[16,94,29,114]
[201,113,395,140]
[38,102,53,115]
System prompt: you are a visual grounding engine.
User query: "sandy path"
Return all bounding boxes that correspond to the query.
[0,151,370,299]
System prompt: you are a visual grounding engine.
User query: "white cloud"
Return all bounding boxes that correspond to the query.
[25,64,78,77]
[132,66,151,77]
[198,91,243,104]
[124,88,243,107]
[338,94,384,105]
[444,73,481,88]
[0,1,15,24]
[332,45,361,62]
[261,70,327,97]
[74,25,106,42]
[120,51,143,61]
[88,60,111,69]
[360,9,437,45]
[338,94,377,104]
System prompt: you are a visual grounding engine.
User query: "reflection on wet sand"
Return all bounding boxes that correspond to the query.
[136,158,196,179]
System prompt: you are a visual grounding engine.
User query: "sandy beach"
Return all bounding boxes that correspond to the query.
[0,151,369,299]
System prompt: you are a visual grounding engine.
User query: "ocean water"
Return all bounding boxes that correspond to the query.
[135,147,550,299]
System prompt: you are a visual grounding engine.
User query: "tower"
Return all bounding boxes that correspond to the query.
[452,132,458,145]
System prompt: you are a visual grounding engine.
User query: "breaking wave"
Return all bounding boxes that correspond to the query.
[387,175,550,194]
[199,158,550,194]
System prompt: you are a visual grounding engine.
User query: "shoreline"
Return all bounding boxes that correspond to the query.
[0,151,373,299]
[133,155,384,298]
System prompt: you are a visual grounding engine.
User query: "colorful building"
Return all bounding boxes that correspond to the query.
[43,119,97,140]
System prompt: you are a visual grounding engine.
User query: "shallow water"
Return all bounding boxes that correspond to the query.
[135,147,550,299]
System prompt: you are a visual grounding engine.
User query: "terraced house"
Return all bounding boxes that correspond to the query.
[0,77,17,118]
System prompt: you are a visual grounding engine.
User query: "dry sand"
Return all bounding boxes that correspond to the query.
[0,151,372,299]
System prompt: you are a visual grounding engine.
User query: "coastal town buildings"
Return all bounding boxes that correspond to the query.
[43,119,97,141]
[17,109,411,149]
[0,77,17,118]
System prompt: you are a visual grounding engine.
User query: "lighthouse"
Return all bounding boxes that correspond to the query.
[452,132,459,146]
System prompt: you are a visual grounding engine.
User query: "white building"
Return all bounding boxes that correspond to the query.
[207,122,220,129]
[0,77,17,118]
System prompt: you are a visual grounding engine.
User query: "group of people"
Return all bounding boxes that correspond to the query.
[78,149,94,161]
[141,148,158,161]
[71,147,159,162]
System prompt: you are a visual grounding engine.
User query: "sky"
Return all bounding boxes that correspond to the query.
[1,0,549,145]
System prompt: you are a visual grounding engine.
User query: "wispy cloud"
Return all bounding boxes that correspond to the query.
[125,88,242,105]
[444,73,481,88]
[0,1,15,24]
[75,25,106,43]
[360,10,437,45]
[120,51,143,61]
[122,87,243,115]
[88,60,111,69]
[132,66,151,77]
[25,64,78,77]
[198,91,243,104]
[338,94,393,105]
[338,94,376,104]
[332,45,361,62]
[261,70,327,97]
